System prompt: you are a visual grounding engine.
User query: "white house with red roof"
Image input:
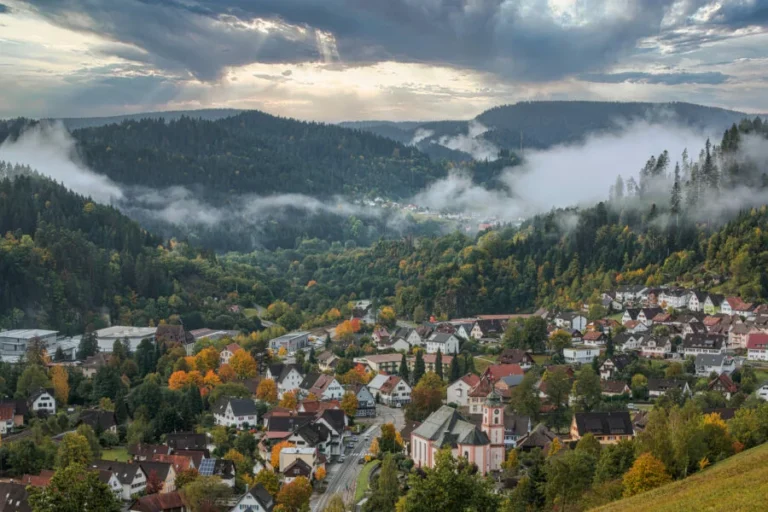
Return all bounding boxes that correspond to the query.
[368,374,412,407]
[219,343,242,366]
[747,332,768,361]
[447,374,481,407]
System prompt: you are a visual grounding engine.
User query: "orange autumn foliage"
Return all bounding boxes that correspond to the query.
[256,379,278,405]
[168,371,190,390]
[218,364,236,382]
[230,350,257,378]
[271,441,295,469]
[195,347,220,373]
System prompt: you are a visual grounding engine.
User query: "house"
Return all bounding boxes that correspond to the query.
[219,343,242,366]
[95,326,157,352]
[425,333,460,354]
[155,325,194,348]
[229,484,274,512]
[703,294,724,315]
[0,405,15,434]
[599,355,633,380]
[173,450,206,470]
[299,374,344,401]
[419,353,453,375]
[152,454,195,474]
[516,423,559,452]
[647,379,691,399]
[721,297,754,317]
[129,443,171,461]
[386,337,414,353]
[756,383,768,401]
[467,375,498,414]
[554,312,588,332]
[563,346,599,365]
[282,458,313,484]
[20,469,54,488]
[355,354,401,374]
[688,291,708,312]
[498,349,534,369]
[278,446,316,472]
[624,321,649,334]
[316,351,339,372]
[265,364,304,398]
[502,412,531,448]
[351,300,377,325]
[411,392,506,475]
[454,323,474,340]
[92,460,147,500]
[400,420,422,455]
[482,364,524,383]
[28,388,56,415]
[447,374,481,407]
[165,432,209,453]
[708,373,738,399]
[213,397,259,429]
[372,328,390,345]
[130,491,187,512]
[570,412,634,444]
[695,354,737,377]
[314,409,347,456]
[269,331,310,354]
[0,482,31,512]
[658,288,690,309]
[138,461,177,493]
[683,321,708,336]
[601,381,631,397]
[368,375,412,407]
[639,337,673,359]
[81,352,110,377]
[390,327,423,348]
[747,332,768,361]
[347,383,376,417]
[199,459,236,487]
[728,323,756,349]
[470,319,505,339]
[582,331,607,347]
[682,333,726,356]
[77,409,118,433]
[615,285,647,303]
[613,332,647,352]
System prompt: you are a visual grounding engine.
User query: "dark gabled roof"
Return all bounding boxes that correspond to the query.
[295,422,329,446]
[246,483,275,512]
[708,373,738,393]
[574,412,633,437]
[0,482,31,512]
[601,381,630,394]
[236,377,261,394]
[212,459,236,479]
[299,372,321,390]
[499,349,534,365]
[139,461,173,481]
[428,332,455,344]
[474,319,504,333]
[516,423,558,450]
[130,491,186,512]
[683,333,726,350]
[173,450,206,468]
[503,413,530,436]
[27,388,53,405]
[702,407,737,420]
[318,409,346,433]
[213,396,258,417]
[92,459,145,485]
[267,364,302,384]
[77,409,117,431]
[165,432,208,451]
[282,458,312,477]
[399,420,422,440]
[267,415,314,433]
[647,379,688,392]
[128,443,171,458]
[706,294,725,306]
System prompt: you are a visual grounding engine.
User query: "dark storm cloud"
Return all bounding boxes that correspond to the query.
[20,0,768,82]
[580,71,730,85]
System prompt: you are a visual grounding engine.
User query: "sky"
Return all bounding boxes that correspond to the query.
[1,0,768,121]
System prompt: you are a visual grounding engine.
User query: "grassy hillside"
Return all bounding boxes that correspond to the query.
[594,443,768,512]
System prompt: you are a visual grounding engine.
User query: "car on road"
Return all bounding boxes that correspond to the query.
[358,457,366,464]
[339,455,346,463]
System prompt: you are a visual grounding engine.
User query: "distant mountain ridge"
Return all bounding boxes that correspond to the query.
[56,108,245,130]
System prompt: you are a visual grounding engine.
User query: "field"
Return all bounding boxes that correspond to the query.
[594,443,768,512]
[474,355,498,374]
[354,460,380,503]
[101,446,131,462]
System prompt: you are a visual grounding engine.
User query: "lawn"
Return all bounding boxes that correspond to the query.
[354,460,380,503]
[595,442,768,512]
[101,447,131,462]
[532,354,551,365]
[243,308,260,319]
[474,355,498,374]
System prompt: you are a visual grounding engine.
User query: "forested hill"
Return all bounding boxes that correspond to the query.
[57,108,244,130]
[68,110,446,199]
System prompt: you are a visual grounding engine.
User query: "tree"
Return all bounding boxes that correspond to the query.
[341,391,359,417]
[114,389,128,425]
[665,362,683,379]
[363,453,399,512]
[235,430,258,457]
[378,423,400,454]
[400,448,500,512]
[379,306,396,328]
[175,468,199,489]
[545,449,597,510]
[323,494,346,512]
[542,367,570,428]
[76,424,102,460]
[181,475,233,512]
[406,372,444,422]
[91,365,122,401]
[218,363,236,383]
[413,305,426,323]
[279,389,299,410]
[572,366,602,411]
[315,466,327,481]
[255,469,280,497]
[135,338,157,377]
[276,476,313,512]
[575,433,602,458]
[145,469,163,494]
[622,453,672,497]
[412,350,425,385]
[434,349,443,380]
[636,409,674,472]
[195,346,220,373]
[256,378,278,405]
[168,370,191,391]
[230,350,257,378]
[77,332,98,360]
[16,365,51,397]
[56,432,92,468]
[449,354,460,382]
[271,441,295,469]
[595,439,636,483]
[27,463,121,512]
[54,346,65,362]
[50,365,70,405]
[548,329,572,360]
[399,353,409,381]
[510,371,541,420]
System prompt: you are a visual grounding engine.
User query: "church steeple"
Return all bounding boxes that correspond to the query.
[481,389,505,472]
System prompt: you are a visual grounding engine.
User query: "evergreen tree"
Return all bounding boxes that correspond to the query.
[605,330,614,359]
[434,349,443,380]
[399,353,409,381]
[114,389,128,425]
[449,354,461,382]
[670,162,681,220]
[464,352,476,374]
[111,339,126,362]
[135,338,157,377]
[412,351,425,385]
[54,346,66,362]
[308,347,317,364]
[363,453,399,512]
[76,332,98,360]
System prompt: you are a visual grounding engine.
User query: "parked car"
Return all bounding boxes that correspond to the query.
[358,457,366,464]
[339,455,346,463]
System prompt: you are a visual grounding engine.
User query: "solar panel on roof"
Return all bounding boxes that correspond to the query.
[198,458,216,476]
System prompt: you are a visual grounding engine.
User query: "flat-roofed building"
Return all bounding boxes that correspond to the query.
[95,326,157,352]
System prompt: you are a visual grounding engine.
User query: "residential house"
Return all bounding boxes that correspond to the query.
[138,461,177,493]
[613,332,647,352]
[695,354,737,377]
[563,346,599,365]
[316,351,339,372]
[502,412,531,448]
[81,352,110,377]
[708,373,738,400]
[728,322,756,349]
[269,331,310,354]
[412,353,454,376]
[77,409,118,434]
[355,354,401,374]
[0,482,31,512]
[346,383,376,417]
[647,379,691,399]
[199,459,236,487]
[498,349,535,369]
[0,405,15,434]
[454,323,474,340]
[412,393,506,475]
[28,388,55,415]
[482,364,525,383]
[303,374,344,401]
[129,444,171,461]
[582,331,606,347]
[554,312,588,332]
[372,328,390,346]
[314,409,347,456]
[682,333,726,356]
[265,364,304,398]
[601,381,631,397]
[368,375,412,407]
[721,297,753,317]
[639,337,673,359]
[614,285,648,303]
[447,374,481,407]
[219,343,242,366]
[386,337,414,352]
[173,450,206,470]
[757,383,768,401]
[688,291,708,312]
[278,446,316,472]
[683,321,708,336]
[213,397,259,429]
[515,424,559,452]
[152,454,195,474]
[470,319,505,340]
[351,300,377,325]
[747,333,768,361]
[130,491,187,512]
[658,288,691,309]
[165,432,209,453]
[282,459,313,484]
[229,484,274,512]
[599,355,633,380]
[92,460,147,500]
[624,321,650,334]
[704,294,724,315]
[425,333,460,354]
[570,412,634,444]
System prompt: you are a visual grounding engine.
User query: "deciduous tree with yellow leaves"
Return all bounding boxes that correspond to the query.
[257,379,278,405]
[271,441,295,469]
[622,452,672,497]
[279,389,299,410]
[230,350,257,379]
[50,365,70,405]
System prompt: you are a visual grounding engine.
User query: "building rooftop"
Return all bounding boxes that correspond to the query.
[96,326,157,338]
[0,329,58,339]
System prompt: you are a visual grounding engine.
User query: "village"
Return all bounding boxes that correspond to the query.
[0,285,767,512]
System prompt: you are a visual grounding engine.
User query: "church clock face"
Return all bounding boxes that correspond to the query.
[494,409,500,415]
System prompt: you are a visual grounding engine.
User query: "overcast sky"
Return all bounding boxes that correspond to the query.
[1,0,767,121]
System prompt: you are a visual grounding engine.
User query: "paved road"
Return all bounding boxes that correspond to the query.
[312,405,404,511]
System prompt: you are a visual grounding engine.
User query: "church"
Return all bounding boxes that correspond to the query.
[410,390,506,475]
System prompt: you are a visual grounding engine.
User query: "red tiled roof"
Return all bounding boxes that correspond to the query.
[484,364,524,381]
[709,373,738,393]
[582,331,605,341]
[459,374,481,387]
[421,354,454,365]
[747,332,768,350]
[703,316,722,326]
[131,491,187,512]
[0,404,15,421]
[152,454,192,472]
[21,470,54,487]
[225,343,242,354]
[379,376,402,394]
[726,297,753,312]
